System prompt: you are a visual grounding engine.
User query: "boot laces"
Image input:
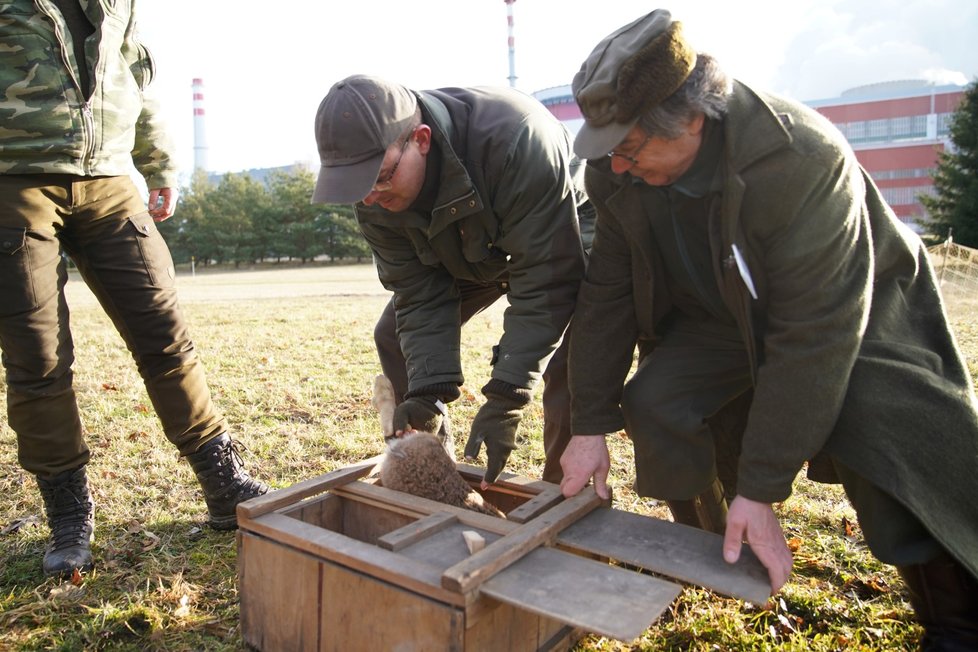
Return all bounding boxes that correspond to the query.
[210,439,267,498]
[40,477,93,550]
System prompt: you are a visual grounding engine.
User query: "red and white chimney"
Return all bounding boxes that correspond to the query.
[192,78,208,172]
[504,0,517,88]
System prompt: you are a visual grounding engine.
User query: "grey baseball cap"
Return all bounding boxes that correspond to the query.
[312,75,418,204]
[572,9,696,159]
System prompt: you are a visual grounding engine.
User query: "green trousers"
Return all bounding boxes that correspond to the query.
[0,174,225,476]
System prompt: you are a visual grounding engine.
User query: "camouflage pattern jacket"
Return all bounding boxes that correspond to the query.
[0,0,176,188]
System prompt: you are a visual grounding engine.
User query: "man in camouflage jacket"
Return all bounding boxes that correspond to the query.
[313,75,592,487]
[0,0,266,579]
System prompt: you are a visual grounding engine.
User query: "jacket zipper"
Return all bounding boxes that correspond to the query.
[36,0,97,171]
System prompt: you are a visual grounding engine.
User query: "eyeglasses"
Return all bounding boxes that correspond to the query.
[372,129,414,192]
[607,133,653,165]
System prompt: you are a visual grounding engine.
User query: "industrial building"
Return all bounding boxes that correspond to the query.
[533,80,967,233]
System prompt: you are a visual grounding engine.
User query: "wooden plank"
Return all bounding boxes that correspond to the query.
[463,591,581,652]
[318,553,465,651]
[557,507,771,605]
[238,532,322,651]
[396,524,504,571]
[334,481,518,536]
[481,547,681,643]
[455,462,558,494]
[377,512,459,552]
[237,454,383,520]
[280,490,344,530]
[441,488,603,594]
[245,512,464,606]
[505,487,564,524]
[341,498,415,545]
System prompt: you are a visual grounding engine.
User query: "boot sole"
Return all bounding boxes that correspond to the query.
[43,561,94,578]
[208,515,239,531]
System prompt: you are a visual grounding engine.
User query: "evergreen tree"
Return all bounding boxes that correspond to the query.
[922,79,978,247]
[159,169,212,264]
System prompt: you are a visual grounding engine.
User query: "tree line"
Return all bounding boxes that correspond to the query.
[158,167,372,266]
[923,78,978,248]
[155,78,978,267]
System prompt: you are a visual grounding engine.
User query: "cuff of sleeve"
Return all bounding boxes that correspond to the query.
[404,383,461,403]
[481,379,532,407]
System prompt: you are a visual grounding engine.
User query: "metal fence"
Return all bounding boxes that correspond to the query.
[928,239,978,321]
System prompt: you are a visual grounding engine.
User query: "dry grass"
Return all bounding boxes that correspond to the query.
[1,262,974,651]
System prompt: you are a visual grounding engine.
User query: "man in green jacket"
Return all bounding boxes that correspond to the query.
[559,9,978,649]
[0,0,267,578]
[312,75,592,487]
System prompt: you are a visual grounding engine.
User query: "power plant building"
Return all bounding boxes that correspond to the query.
[533,80,967,233]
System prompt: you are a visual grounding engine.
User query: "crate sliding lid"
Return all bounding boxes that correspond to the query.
[432,487,769,641]
[438,488,681,641]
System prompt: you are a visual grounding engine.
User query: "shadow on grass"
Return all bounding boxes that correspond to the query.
[1,517,245,651]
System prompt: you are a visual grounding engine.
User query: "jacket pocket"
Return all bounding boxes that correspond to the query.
[128,213,176,288]
[459,214,495,264]
[0,227,37,316]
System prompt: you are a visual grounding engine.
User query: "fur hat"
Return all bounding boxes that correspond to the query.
[572,10,696,159]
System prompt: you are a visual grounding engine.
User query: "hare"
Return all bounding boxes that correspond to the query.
[372,375,504,518]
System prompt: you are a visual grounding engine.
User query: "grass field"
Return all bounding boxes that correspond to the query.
[1,263,975,651]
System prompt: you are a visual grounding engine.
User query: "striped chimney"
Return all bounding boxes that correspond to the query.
[504,0,517,88]
[192,78,208,172]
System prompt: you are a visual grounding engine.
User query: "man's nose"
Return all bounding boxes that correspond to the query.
[362,190,381,206]
[609,156,635,175]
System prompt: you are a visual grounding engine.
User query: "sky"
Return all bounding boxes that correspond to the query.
[135,0,978,181]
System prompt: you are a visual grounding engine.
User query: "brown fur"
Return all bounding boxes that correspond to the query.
[380,431,504,518]
[615,21,697,122]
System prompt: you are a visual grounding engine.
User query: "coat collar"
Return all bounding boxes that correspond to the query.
[723,80,794,174]
[417,92,486,236]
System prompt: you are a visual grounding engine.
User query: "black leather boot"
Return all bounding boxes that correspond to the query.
[36,465,95,577]
[665,477,728,535]
[185,434,269,530]
[898,552,978,651]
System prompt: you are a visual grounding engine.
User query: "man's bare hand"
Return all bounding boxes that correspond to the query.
[559,435,611,499]
[148,187,178,222]
[723,495,793,594]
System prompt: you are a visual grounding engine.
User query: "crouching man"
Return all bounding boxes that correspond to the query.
[560,9,978,649]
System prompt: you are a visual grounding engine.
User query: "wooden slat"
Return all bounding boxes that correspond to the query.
[441,488,603,594]
[245,512,464,606]
[455,462,559,494]
[481,546,681,642]
[557,507,771,605]
[505,487,564,524]
[377,512,458,552]
[236,454,383,520]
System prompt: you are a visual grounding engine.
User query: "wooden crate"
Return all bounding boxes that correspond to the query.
[237,456,769,652]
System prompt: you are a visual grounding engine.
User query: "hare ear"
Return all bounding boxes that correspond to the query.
[372,374,396,440]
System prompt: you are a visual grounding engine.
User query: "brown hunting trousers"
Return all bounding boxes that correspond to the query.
[0,174,225,476]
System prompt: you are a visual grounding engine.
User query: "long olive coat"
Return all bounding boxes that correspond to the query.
[570,80,978,577]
